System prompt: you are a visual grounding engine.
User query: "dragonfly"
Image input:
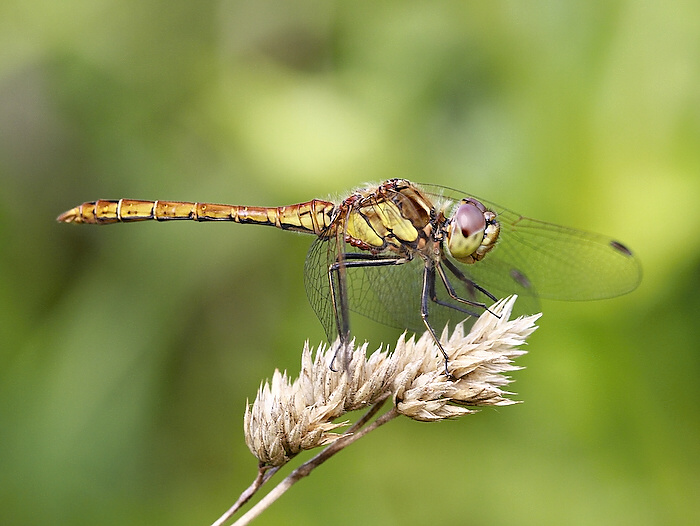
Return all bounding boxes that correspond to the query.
[57,179,642,373]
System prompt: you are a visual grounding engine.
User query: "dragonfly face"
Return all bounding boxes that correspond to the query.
[58,179,642,373]
[444,198,500,264]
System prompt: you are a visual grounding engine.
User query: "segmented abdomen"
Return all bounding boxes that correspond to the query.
[57,199,337,235]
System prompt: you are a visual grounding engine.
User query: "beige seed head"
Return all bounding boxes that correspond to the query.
[244,296,539,466]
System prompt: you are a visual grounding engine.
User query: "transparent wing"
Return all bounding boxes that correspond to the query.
[304,232,339,341]
[305,235,499,338]
[305,181,642,343]
[419,183,642,301]
[304,224,432,339]
[345,251,536,333]
[304,227,533,341]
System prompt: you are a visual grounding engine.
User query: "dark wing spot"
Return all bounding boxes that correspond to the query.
[510,268,532,290]
[610,240,633,257]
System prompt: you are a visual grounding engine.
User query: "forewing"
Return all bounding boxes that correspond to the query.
[419,183,642,301]
[479,210,642,300]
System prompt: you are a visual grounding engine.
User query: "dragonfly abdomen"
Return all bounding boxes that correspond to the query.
[234,200,336,234]
[56,198,336,235]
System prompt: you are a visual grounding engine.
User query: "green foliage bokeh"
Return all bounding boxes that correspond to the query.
[1,2,699,525]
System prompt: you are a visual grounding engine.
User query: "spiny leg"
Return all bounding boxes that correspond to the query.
[435,263,492,316]
[327,253,408,371]
[422,261,499,377]
[429,264,484,318]
[420,263,453,377]
[442,257,498,304]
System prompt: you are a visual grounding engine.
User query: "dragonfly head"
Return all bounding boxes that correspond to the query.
[444,198,498,263]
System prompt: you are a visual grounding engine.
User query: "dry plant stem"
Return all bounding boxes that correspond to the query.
[210,466,279,526]
[211,399,389,526]
[345,396,389,434]
[231,403,398,526]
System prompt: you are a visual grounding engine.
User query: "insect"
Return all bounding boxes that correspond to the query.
[58,179,642,373]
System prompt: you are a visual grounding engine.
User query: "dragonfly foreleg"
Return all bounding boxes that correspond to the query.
[429,269,484,318]
[442,258,498,304]
[434,262,491,317]
[327,253,408,371]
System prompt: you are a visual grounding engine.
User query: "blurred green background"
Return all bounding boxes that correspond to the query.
[2,1,699,525]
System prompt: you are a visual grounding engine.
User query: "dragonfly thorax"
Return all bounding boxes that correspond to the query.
[444,198,499,264]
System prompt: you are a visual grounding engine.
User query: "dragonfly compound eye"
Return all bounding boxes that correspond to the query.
[445,201,487,262]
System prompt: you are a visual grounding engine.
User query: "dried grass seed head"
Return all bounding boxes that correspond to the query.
[244,296,540,465]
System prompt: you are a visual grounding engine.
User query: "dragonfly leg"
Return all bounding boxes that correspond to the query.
[421,264,453,377]
[434,263,492,317]
[327,253,409,371]
[442,257,498,304]
[429,269,483,318]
